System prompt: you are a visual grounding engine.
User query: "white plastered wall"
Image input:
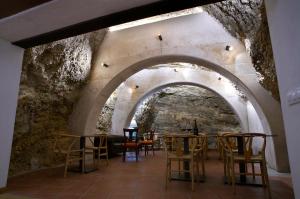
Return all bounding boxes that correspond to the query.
[70,12,288,172]
[0,39,24,188]
[265,0,300,197]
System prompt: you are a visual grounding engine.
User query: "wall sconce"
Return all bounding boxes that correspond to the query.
[101,62,109,67]
[158,34,163,41]
[225,45,233,51]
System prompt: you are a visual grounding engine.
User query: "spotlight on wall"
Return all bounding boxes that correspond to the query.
[135,85,139,89]
[101,62,109,67]
[158,34,163,41]
[225,45,234,51]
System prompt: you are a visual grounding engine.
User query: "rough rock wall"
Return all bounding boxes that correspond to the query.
[10,30,106,176]
[206,0,280,100]
[96,89,118,131]
[134,85,241,136]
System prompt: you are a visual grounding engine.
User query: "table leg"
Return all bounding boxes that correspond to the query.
[80,137,85,172]
[183,137,190,179]
[237,136,246,183]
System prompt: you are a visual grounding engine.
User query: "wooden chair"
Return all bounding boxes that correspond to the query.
[122,128,141,162]
[222,133,271,198]
[218,132,239,180]
[162,134,206,191]
[53,133,84,177]
[85,134,109,168]
[141,129,155,156]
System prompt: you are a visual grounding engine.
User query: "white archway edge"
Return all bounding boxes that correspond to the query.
[70,12,288,172]
[112,67,249,134]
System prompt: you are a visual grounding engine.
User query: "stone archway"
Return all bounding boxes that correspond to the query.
[71,55,287,172]
[70,12,288,171]
[111,67,249,135]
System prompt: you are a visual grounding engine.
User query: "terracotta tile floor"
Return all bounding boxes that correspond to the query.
[4,150,294,199]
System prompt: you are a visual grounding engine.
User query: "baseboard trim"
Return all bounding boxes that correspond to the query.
[0,187,7,194]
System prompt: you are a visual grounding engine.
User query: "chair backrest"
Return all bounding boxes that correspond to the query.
[219,132,239,152]
[242,133,266,157]
[123,128,139,143]
[98,134,108,148]
[189,134,206,154]
[163,134,206,156]
[53,133,81,153]
[90,134,108,149]
[222,133,266,159]
[144,129,155,141]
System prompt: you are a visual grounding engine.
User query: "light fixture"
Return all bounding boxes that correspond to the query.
[225,45,234,51]
[158,34,163,41]
[101,62,109,67]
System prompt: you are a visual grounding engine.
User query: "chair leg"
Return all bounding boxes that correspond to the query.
[231,159,236,194]
[262,161,271,199]
[191,158,194,191]
[123,148,126,162]
[196,156,200,182]
[201,152,206,178]
[106,150,109,166]
[64,155,69,178]
[165,159,170,189]
[260,162,266,186]
[152,144,155,155]
[252,162,256,180]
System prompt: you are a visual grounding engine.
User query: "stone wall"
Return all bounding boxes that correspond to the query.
[134,85,241,136]
[205,0,280,100]
[10,30,106,176]
[96,89,118,131]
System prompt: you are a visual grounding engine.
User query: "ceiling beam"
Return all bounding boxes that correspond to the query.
[0,0,53,20]
[13,0,224,48]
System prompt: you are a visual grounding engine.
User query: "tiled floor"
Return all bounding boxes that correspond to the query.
[4,150,294,199]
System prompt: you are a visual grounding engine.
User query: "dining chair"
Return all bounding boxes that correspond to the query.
[222,133,271,198]
[162,134,206,191]
[85,133,109,168]
[141,129,155,156]
[53,133,84,177]
[218,132,239,180]
[122,128,141,162]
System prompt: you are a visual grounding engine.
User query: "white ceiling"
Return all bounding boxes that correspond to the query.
[0,0,159,42]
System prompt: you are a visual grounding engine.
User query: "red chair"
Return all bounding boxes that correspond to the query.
[122,128,141,162]
[141,129,155,156]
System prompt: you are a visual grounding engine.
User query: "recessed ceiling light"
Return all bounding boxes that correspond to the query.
[108,6,205,32]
